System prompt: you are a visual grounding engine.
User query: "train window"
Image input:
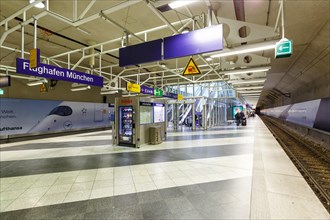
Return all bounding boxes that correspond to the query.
[48,106,73,116]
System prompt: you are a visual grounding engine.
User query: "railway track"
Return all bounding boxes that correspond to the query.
[261,116,330,213]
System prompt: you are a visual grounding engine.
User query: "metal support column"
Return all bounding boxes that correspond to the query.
[21,12,26,58]
[33,18,37,48]
[192,103,196,131]
[215,105,218,126]
[176,104,180,130]
[203,104,207,130]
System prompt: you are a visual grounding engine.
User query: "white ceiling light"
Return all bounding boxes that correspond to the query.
[100,90,118,95]
[27,78,47,86]
[181,27,190,34]
[71,85,91,91]
[229,79,266,85]
[100,87,120,95]
[168,0,197,9]
[76,27,91,35]
[238,90,262,93]
[235,86,263,90]
[29,0,45,9]
[160,63,166,68]
[205,57,213,61]
[223,66,271,76]
[210,40,277,58]
[122,93,137,97]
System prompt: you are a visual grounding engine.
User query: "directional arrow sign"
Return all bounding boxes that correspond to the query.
[275,39,292,58]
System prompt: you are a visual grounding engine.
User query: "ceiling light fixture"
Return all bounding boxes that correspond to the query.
[76,27,91,35]
[100,87,120,95]
[168,0,197,9]
[71,85,91,91]
[223,66,271,76]
[238,90,262,94]
[205,57,213,61]
[29,0,45,9]
[229,79,266,85]
[27,78,47,86]
[122,94,137,97]
[210,40,277,58]
[100,90,118,95]
[235,86,263,90]
[181,27,190,34]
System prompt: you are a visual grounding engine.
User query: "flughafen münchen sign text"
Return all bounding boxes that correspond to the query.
[16,58,103,87]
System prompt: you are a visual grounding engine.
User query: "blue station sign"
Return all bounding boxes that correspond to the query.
[16,58,103,87]
[140,85,154,95]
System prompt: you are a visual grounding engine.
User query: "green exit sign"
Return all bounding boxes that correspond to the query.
[154,88,163,97]
[275,38,292,58]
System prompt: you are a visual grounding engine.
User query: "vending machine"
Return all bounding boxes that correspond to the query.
[115,96,166,148]
[115,97,139,147]
[118,106,134,145]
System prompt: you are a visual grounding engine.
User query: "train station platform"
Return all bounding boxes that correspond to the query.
[0,116,328,219]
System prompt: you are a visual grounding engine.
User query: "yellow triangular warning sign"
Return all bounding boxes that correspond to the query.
[183,58,201,75]
[40,83,48,93]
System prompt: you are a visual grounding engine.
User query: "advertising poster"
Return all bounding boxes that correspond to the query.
[140,106,153,124]
[0,98,111,136]
[261,97,330,133]
[232,106,243,119]
[154,106,165,123]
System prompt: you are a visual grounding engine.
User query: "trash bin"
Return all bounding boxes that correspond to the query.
[149,126,162,145]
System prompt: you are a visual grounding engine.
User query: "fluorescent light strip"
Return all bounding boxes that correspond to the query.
[27,81,43,86]
[27,79,47,86]
[168,1,197,9]
[71,86,90,91]
[29,0,45,8]
[122,94,137,97]
[238,90,262,94]
[76,27,91,35]
[100,91,118,95]
[210,41,277,58]
[230,79,266,85]
[223,66,271,76]
[235,86,263,90]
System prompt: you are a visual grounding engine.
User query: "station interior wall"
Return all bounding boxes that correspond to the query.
[272,73,329,108]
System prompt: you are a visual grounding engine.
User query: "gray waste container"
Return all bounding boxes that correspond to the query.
[149,126,162,145]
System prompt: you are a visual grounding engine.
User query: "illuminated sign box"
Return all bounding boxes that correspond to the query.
[119,39,162,67]
[119,25,223,66]
[127,82,141,93]
[164,24,223,60]
[0,76,11,87]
